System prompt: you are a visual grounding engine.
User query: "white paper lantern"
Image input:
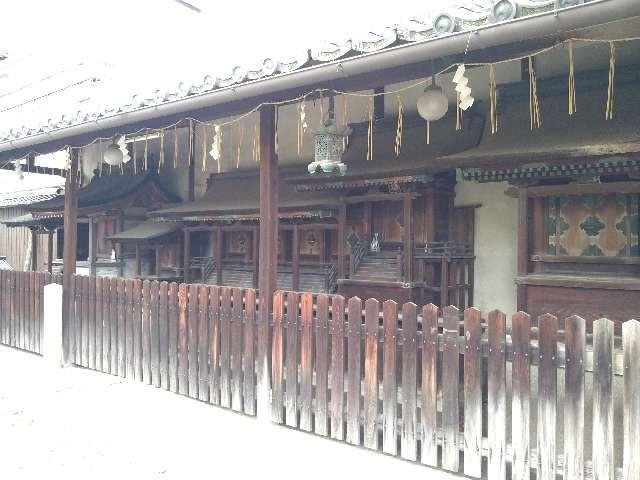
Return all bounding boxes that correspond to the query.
[417,85,449,122]
[103,143,124,166]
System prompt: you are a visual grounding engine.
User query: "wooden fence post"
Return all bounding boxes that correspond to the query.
[62,147,79,364]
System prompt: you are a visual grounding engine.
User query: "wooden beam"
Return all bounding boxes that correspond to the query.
[526,181,640,198]
[183,228,191,283]
[252,226,259,289]
[62,147,79,364]
[292,225,300,291]
[47,230,54,274]
[342,192,416,204]
[517,187,529,310]
[257,104,278,417]
[403,195,414,284]
[337,204,346,279]
[188,122,196,202]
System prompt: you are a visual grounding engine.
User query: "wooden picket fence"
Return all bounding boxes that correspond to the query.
[271,291,640,480]
[0,270,60,354]
[67,275,257,414]
[1,271,640,480]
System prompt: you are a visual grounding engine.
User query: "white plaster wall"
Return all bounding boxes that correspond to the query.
[455,178,518,316]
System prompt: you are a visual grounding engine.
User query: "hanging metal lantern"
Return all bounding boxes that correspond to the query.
[308,116,350,176]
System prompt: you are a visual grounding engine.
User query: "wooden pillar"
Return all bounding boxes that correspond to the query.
[47,230,54,274]
[252,226,259,288]
[318,229,326,264]
[531,197,547,273]
[214,226,223,286]
[62,147,79,364]
[403,194,414,283]
[88,217,97,276]
[517,187,529,310]
[135,244,142,276]
[337,204,346,279]
[30,228,38,271]
[425,191,436,243]
[188,122,196,202]
[292,225,300,291]
[183,227,191,283]
[257,104,278,417]
[362,202,372,245]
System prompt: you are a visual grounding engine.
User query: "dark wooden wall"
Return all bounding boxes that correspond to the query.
[0,206,55,271]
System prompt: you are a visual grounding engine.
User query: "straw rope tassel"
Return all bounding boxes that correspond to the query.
[201,125,207,172]
[568,41,577,116]
[366,98,373,161]
[253,114,259,163]
[132,139,137,175]
[605,41,616,120]
[394,96,404,157]
[158,130,165,173]
[528,56,542,130]
[217,128,223,174]
[144,133,149,171]
[173,126,179,168]
[342,94,349,151]
[236,121,244,169]
[489,64,498,134]
[425,121,430,145]
[456,93,462,131]
[98,140,103,176]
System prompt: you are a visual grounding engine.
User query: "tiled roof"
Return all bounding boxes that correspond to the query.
[0,186,63,208]
[107,221,179,242]
[0,0,578,145]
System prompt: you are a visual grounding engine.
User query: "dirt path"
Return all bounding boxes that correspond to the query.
[0,346,459,480]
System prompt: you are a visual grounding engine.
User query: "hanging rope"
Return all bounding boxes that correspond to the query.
[216,125,223,173]
[528,56,542,130]
[366,97,374,161]
[253,114,260,163]
[132,139,137,175]
[425,121,430,145]
[159,129,165,173]
[489,64,498,134]
[568,41,577,116]
[201,124,207,172]
[394,95,404,157]
[188,120,194,166]
[456,93,463,131]
[236,120,244,169]
[342,94,349,152]
[143,132,149,171]
[605,41,616,120]
[98,139,103,176]
[173,125,179,168]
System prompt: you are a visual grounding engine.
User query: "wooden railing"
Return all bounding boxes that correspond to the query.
[2,272,640,480]
[349,238,368,276]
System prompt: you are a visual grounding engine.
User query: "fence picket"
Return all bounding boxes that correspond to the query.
[243,289,256,415]
[401,302,418,461]
[141,280,151,384]
[363,298,379,450]
[537,313,558,480]
[87,275,96,369]
[300,292,314,431]
[125,279,135,379]
[94,276,103,372]
[106,277,115,375]
[188,283,199,399]
[82,275,90,367]
[168,283,179,393]
[511,312,531,480]
[0,272,5,345]
[133,279,144,382]
[219,287,232,407]
[488,310,507,480]
[108,278,118,375]
[564,315,585,480]
[271,291,284,423]
[178,283,189,395]
[314,293,329,436]
[329,295,345,441]
[592,318,614,480]
[285,291,299,427]
[158,282,169,389]
[463,307,482,478]
[208,286,220,404]
[623,319,640,480]
[346,296,362,446]
[198,284,210,402]
[231,287,243,411]
[442,305,460,472]
[421,303,438,466]
[150,280,160,388]
[116,277,126,376]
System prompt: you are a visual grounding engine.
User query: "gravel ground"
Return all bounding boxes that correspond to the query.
[0,345,459,480]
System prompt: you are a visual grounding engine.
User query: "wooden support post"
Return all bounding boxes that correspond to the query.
[318,229,326,264]
[257,104,278,418]
[337,204,346,279]
[47,230,54,274]
[517,187,529,310]
[363,202,372,245]
[532,197,546,273]
[88,217,96,276]
[183,227,191,283]
[292,225,300,291]
[62,147,79,364]
[135,244,142,276]
[425,191,436,243]
[252,226,259,289]
[30,228,38,271]
[215,226,223,286]
[403,194,414,284]
[188,122,196,202]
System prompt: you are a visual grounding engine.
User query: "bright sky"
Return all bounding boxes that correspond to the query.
[1,0,446,85]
